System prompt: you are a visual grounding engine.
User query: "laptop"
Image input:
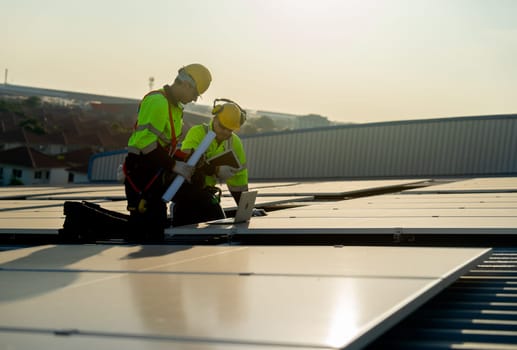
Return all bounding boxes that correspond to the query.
[207,190,258,225]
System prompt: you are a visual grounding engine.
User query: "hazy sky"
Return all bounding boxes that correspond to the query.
[2,0,516,123]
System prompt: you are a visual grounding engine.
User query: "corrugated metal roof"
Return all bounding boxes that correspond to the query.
[242,115,517,179]
[364,248,517,349]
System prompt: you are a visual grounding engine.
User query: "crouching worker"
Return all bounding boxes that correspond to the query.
[172,99,249,226]
[123,63,212,242]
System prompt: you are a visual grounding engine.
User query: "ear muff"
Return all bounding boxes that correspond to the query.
[212,98,246,126]
[212,103,224,115]
[240,108,247,126]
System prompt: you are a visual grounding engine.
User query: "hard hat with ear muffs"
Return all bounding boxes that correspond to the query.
[212,98,247,131]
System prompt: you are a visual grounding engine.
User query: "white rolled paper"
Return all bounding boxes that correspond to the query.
[162,130,216,202]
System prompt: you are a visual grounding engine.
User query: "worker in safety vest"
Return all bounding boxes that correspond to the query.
[123,63,212,242]
[171,98,248,227]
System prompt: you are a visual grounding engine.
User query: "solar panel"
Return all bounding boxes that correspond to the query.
[172,216,517,235]
[247,179,428,197]
[404,177,517,194]
[0,245,490,349]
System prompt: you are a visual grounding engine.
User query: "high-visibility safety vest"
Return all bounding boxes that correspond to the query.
[127,88,183,156]
[181,121,248,193]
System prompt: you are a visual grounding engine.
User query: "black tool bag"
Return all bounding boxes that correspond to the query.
[59,201,130,243]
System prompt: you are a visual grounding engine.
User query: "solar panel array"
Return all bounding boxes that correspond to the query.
[0,177,516,349]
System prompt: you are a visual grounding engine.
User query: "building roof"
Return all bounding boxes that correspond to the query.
[0,128,67,145]
[0,146,67,168]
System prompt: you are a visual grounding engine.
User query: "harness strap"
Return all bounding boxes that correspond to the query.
[123,157,163,195]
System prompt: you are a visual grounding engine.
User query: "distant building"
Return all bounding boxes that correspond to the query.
[255,110,334,130]
[0,146,94,186]
[0,83,216,186]
[0,146,65,186]
[0,83,139,106]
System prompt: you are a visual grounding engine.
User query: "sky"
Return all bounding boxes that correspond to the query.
[1,0,517,124]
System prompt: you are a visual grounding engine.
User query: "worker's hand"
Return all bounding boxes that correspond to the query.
[216,165,238,181]
[172,161,194,182]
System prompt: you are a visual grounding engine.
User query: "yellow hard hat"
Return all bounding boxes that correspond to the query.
[212,99,246,131]
[181,63,212,95]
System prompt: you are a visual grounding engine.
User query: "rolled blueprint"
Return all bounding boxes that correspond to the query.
[162,130,216,202]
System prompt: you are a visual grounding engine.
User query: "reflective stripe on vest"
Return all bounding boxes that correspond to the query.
[128,89,178,155]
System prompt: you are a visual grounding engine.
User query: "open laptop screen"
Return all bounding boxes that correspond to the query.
[207,190,258,225]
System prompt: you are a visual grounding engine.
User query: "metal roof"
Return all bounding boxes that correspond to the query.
[364,248,517,350]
